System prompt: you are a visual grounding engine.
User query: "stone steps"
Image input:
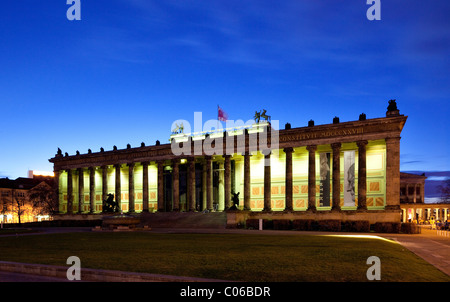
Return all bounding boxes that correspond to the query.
[139,212,227,229]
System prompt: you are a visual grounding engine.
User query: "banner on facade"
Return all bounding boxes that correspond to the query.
[344,150,355,206]
[319,152,330,207]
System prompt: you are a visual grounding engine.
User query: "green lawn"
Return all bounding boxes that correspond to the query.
[0,232,448,282]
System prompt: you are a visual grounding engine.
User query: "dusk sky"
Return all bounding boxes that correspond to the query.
[0,0,449,179]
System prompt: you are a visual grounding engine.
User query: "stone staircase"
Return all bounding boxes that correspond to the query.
[139,212,227,229]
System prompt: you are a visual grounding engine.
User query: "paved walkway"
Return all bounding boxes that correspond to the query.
[385,228,450,276]
[0,226,449,281]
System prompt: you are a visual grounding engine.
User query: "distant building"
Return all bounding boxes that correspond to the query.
[0,176,54,224]
[400,172,449,223]
[400,172,426,204]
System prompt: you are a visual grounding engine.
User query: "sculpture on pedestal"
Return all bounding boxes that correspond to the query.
[254,109,271,123]
[103,193,120,213]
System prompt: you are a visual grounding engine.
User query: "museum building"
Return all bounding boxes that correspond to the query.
[49,101,407,226]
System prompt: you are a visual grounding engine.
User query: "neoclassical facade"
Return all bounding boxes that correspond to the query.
[49,102,407,224]
[399,172,449,223]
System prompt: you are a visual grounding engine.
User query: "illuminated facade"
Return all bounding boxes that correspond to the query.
[399,172,450,223]
[0,176,53,223]
[49,101,407,225]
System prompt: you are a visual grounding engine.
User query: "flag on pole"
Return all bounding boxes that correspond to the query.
[218,105,228,121]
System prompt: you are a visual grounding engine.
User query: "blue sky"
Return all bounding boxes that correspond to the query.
[0,0,449,179]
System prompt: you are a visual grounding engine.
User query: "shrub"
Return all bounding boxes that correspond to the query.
[401,222,421,234]
[245,219,260,230]
[318,220,341,232]
[292,219,315,231]
[374,222,401,233]
[245,219,273,230]
[272,219,292,230]
[263,219,273,230]
[342,220,370,232]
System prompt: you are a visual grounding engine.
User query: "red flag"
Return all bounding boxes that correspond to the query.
[218,105,228,121]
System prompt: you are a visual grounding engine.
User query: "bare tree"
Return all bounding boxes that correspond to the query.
[437,178,450,203]
[28,182,58,217]
[12,189,26,225]
[0,194,10,228]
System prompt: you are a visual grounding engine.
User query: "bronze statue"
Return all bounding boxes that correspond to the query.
[387,99,398,111]
[254,111,261,123]
[229,192,240,210]
[254,109,271,123]
[103,193,120,213]
[260,109,271,121]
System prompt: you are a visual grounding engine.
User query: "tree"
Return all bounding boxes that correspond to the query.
[28,182,58,217]
[0,194,11,228]
[12,190,26,224]
[437,178,450,203]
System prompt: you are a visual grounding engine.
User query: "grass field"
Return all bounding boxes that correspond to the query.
[0,231,448,282]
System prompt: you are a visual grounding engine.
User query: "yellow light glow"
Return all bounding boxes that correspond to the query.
[33,170,54,177]
[322,234,398,244]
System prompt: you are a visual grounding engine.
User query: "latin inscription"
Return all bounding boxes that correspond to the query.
[280,127,364,142]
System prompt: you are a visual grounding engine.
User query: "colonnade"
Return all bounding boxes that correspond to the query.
[55,137,399,214]
[402,206,450,223]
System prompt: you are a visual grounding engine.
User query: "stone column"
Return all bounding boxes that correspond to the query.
[224,155,231,210]
[78,168,84,213]
[218,161,224,211]
[157,161,164,212]
[89,167,95,213]
[421,183,425,204]
[102,166,108,211]
[53,169,60,214]
[128,163,135,213]
[405,184,410,202]
[67,169,73,214]
[413,184,417,203]
[142,162,149,212]
[243,152,251,211]
[115,164,121,211]
[188,158,196,211]
[385,137,401,210]
[331,143,341,211]
[263,150,271,212]
[202,161,207,211]
[357,140,368,210]
[284,147,293,212]
[205,156,213,211]
[172,159,180,211]
[307,145,317,211]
